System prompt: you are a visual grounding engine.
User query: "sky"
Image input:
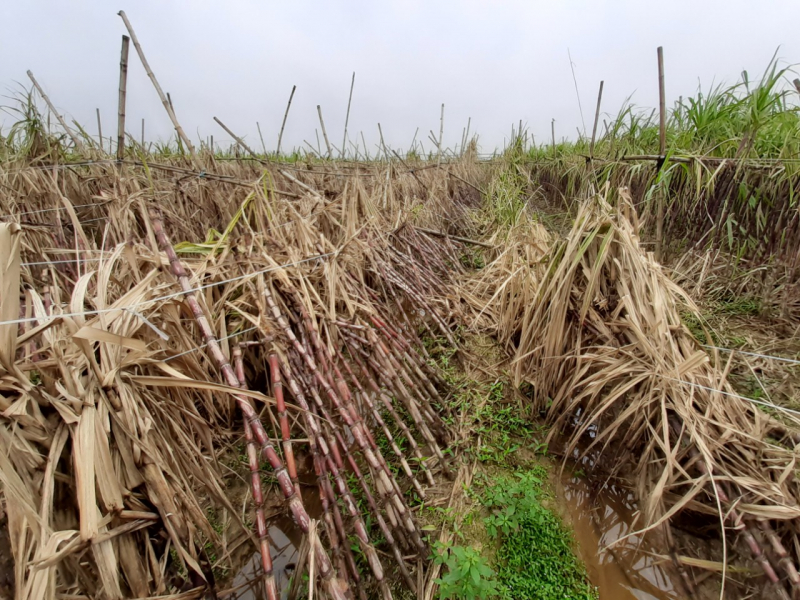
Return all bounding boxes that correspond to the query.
[1,1,799,156]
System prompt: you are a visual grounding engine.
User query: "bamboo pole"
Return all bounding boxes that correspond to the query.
[656,46,666,260]
[257,121,267,156]
[317,105,332,158]
[590,80,604,158]
[118,10,196,158]
[116,35,130,161]
[26,70,84,152]
[437,103,444,167]
[95,108,103,152]
[551,119,556,159]
[341,72,355,159]
[213,117,263,161]
[276,85,296,156]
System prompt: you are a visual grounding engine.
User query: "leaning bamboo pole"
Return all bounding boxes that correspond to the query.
[213,116,263,161]
[26,70,85,152]
[118,11,196,158]
[148,208,349,600]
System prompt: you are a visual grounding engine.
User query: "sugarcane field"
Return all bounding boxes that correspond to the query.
[6,5,800,600]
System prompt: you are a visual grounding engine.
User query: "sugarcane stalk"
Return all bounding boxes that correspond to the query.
[285,290,424,518]
[291,359,416,593]
[670,417,796,594]
[148,209,349,600]
[269,354,300,497]
[364,328,448,473]
[338,357,427,498]
[277,356,388,593]
[371,314,444,390]
[264,284,426,550]
[344,337,436,487]
[233,347,279,600]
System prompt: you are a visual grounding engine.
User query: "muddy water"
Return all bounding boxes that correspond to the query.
[226,464,683,600]
[226,519,299,600]
[554,471,681,600]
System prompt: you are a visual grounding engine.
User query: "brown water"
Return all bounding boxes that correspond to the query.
[226,519,299,600]
[554,471,682,600]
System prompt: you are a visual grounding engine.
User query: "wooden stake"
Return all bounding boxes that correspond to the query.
[116,35,130,161]
[276,85,296,156]
[26,70,84,152]
[377,123,387,160]
[437,103,444,167]
[656,46,666,260]
[118,10,196,158]
[256,121,267,155]
[658,47,666,156]
[551,119,556,159]
[341,72,355,158]
[96,108,103,152]
[317,105,332,158]
[590,80,604,158]
[213,117,262,161]
[210,135,214,155]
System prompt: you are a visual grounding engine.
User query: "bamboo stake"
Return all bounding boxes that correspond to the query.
[590,80,604,159]
[551,119,556,159]
[26,70,84,152]
[276,85,296,156]
[213,117,263,162]
[118,10,196,158]
[116,35,130,161]
[656,46,666,260]
[148,210,348,600]
[257,122,267,156]
[95,109,103,152]
[436,103,444,167]
[317,106,332,158]
[341,72,355,159]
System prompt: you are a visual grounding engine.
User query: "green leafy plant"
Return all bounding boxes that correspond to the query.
[434,541,499,600]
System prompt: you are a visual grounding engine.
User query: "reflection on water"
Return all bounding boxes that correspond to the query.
[556,472,681,600]
[228,523,299,600]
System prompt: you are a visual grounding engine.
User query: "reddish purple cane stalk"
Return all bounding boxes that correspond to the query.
[148,208,350,600]
[233,347,279,600]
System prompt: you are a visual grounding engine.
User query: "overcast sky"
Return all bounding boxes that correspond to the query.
[2,1,799,155]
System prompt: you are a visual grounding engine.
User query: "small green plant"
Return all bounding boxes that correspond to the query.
[480,468,598,600]
[433,541,499,600]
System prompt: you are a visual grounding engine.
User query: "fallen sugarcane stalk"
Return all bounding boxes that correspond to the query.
[287,357,418,593]
[670,416,799,598]
[263,282,427,551]
[338,356,428,498]
[233,347,279,600]
[148,208,350,600]
[343,336,438,487]
[278,354,391,599]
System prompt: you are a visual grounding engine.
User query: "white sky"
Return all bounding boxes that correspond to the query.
[2,1,799,155]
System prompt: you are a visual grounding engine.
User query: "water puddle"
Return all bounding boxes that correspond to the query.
[554,470,681,600]
[226,519,299,600]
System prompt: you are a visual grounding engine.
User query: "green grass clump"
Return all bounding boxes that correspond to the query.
[480,468,597,600]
